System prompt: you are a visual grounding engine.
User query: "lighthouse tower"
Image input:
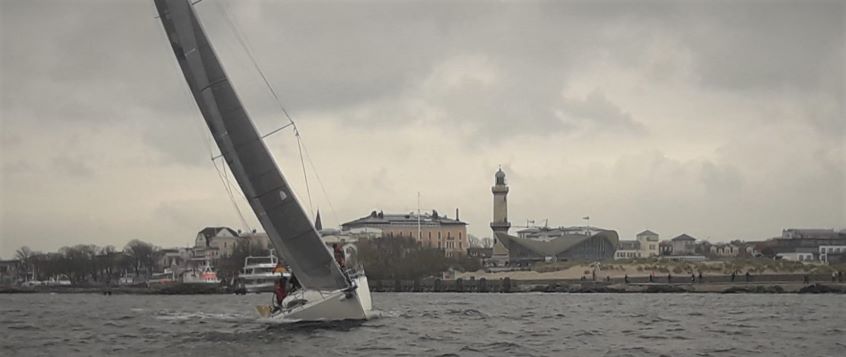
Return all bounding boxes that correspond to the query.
[490,168,511,234]
[490,168,511,265]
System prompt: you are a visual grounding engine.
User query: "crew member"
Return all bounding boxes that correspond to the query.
[274,276,288,309]
[333,243,346,269]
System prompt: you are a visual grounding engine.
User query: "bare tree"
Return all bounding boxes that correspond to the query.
[124,240,157,277]
[15,246,35,281]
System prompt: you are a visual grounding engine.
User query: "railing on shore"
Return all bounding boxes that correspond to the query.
[370,273,845,293]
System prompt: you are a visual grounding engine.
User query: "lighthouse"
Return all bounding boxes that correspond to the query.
[490,168,511,234]
[490,168,511,265]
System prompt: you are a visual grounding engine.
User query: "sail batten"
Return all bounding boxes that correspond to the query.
[154,0,350,291]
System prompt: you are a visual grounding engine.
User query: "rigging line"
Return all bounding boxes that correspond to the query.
[212,154,252,232]
[210,122,294,161]
[214,0,296,127]
[215,0,321,221]
[295,128,315,219]
[219,157,251,231]
[296,132,340,228]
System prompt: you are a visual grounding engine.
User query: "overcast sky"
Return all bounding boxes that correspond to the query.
[1,0,844,258]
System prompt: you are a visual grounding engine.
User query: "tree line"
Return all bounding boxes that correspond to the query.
[14,239,160,285]
[357,237,481,280]
[12,236,484,285]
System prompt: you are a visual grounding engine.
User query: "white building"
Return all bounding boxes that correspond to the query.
[636,230,660,257]
[614,240,642,260]
[614,230,660,260]
[710,243,739,257]
[776,252,814,262]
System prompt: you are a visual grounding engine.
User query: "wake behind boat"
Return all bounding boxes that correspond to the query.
[153,0,374,322]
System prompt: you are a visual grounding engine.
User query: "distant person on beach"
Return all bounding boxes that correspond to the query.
[803,275,810,284]
[624,274,629,284]
[606,276,611,282]
[833,272,837,282]
[691,273,696,283]
[731,271,736,282]
[649,272,654,283]
[667,273,672,283]
[698,271,703,283]
[745,271,751,282]
[839,271,843,282]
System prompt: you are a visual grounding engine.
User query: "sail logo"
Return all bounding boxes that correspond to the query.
[279,191,288,201]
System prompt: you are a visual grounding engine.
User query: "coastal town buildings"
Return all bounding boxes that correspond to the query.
[776,252,815,262]
[194,226,239,259]
[614,240,642,260]
[486,167,619,265]
[637,230,660,257]
[819,246,846,264]
[710,243,740,257]
[495,229,619,266]
[754,228,846,259]
[341,210,469,257]
[780,228,840,239]
[670,234,697,255]
[614,230,660,259]
[320,227,383,246]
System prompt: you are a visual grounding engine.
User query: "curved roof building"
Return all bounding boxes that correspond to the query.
[494,228,619,265]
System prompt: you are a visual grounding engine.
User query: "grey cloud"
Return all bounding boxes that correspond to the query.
[678,1,844,92]
[699,161,743,196]
[557,90,646,135]
[52,155,94,178]
[1,0,844,255]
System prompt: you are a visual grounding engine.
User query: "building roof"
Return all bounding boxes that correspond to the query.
[516,226,613,236]
[637,230,658,237]
[197,227,239,239]
[672,234,696,241]
[342,210,466,228]
[495,230,619,257]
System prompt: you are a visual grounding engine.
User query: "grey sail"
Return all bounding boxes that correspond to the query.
[154,0,349,291]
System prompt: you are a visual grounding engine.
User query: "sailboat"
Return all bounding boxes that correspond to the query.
[153,0,374,321]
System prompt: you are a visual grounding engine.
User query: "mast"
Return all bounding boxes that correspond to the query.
[153,0,349,291]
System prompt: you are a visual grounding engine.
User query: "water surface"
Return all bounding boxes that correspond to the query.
[1,293,843,356]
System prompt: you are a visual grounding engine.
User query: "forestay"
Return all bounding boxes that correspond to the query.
[153,0,350,291]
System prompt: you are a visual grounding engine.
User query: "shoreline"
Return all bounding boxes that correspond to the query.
[2,280,844,295]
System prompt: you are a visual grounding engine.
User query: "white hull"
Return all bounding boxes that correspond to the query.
[259,274,373,322]
[245,282,276,293]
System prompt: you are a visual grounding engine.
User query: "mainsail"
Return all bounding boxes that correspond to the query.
[154,0,349,291]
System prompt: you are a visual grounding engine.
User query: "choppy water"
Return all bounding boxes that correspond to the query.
[1,292,843,356]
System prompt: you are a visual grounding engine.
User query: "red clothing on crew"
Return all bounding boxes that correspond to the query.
[274,282,287,306]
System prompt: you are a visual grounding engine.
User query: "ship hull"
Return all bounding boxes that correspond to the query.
[257,274,373,322]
